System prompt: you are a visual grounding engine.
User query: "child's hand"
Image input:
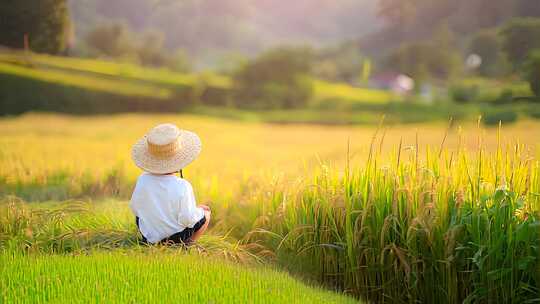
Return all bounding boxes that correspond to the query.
[199,204,211,212]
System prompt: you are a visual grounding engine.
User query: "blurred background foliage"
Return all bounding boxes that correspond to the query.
[0,0,539,124]
[0,0,70,54]
[232,47,313,109]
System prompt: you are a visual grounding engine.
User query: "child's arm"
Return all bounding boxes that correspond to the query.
[178,180,206,227]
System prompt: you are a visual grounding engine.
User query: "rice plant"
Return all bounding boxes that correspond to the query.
[250,130,540,303]
[0,198,258,264]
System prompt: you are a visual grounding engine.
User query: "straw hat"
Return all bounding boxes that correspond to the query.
[131,123,201,174]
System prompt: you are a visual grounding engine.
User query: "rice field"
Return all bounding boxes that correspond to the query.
[1,113,540,303]
[2,113,539,201]
[1,252,357,303]
[251,141,540,303]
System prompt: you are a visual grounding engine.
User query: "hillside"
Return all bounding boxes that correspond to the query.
[0,51,408,123]
[3,51,537,126]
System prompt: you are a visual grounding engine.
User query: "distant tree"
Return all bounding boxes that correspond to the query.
[86,22,136,58]
[233,47,313,109]
[166,49,191,73]
[215,52,248,75]
[469,30,508,76]
[313,43,365,83]
[137,31,168,67]
[85,23,190,71]
[386,41,461,81]
[0,0,70,54]
[525,51,540,99]
[386,43,429,82]
[377,0,518,45]
[500,18,540,68]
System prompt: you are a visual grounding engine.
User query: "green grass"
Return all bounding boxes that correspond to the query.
[189,102,472,125]
[0,52,231,88]
[0,62,171,99]
[0,198,356,303]
[313,79,397,104]
[188,105,386,124]
[0,252,357,304]
[450,77,533,103]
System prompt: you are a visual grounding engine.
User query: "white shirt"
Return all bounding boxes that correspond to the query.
[129,173,205,244]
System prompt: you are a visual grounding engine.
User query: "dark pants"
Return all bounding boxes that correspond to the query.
[136,216,206,245]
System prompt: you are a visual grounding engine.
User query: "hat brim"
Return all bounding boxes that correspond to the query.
[131,130,201,174]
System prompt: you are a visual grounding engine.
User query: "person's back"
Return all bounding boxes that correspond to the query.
[129,123,210,245]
